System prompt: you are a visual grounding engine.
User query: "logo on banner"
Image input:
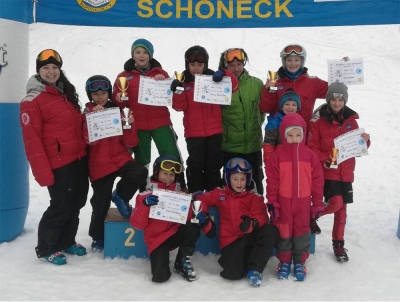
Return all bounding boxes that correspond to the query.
[77,0,116,12]
[0,45,8,74]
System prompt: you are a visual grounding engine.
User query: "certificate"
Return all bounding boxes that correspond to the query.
[148,189,192,224]
[138,76,173,106]
[193,74,232,105]
[327,58,364,86]
[334,128,368,165]
[85,108,123,143]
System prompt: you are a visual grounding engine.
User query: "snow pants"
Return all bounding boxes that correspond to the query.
[89,160,147,240]
[149,222,200,283]
[185,134,224,193]
[218,224,280,280]
[35,157,89,258]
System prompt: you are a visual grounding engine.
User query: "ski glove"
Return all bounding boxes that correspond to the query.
[212,70,225,82]
[170,79,183,93]
[267,202,281,220]
[311,205,325,219]
[239,215,259,233]
[143,195,159,207]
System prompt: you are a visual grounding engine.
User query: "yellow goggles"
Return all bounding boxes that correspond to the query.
[160,160,182,174]
[37,49,63,65]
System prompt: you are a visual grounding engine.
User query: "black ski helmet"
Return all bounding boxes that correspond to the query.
[152,155,182,181]
[184,45,209,72]
[85,75,112,101]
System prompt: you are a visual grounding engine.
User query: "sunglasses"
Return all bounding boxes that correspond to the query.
[224,49,245,63]
[37,49,63,65]
[160,160,182,174]
[186,52,208,63]
[225,158,252,173]
[282,45,304,56]
[87,80,110,92]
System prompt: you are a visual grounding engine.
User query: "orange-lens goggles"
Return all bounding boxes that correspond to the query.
[160,160,182,174]
[283,45,304,56]
[225,49,245,63]
[37,49,62,64]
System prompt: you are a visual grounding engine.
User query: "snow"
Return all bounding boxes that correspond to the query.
[1,23,400,301]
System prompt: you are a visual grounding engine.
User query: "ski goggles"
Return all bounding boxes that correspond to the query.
[86,79,110,92]
[282,45,305,56]
[185,52,208,63]
[225,158,252,173]
[160,160,182,174]
[36,49,63,65]
[224,48,245,63]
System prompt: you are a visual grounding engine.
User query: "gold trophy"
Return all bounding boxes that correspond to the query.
[267,70,278,92]
[329,148,340,169]
[173,71,185,95]
[117,77,129,101]
[122,107,131,130]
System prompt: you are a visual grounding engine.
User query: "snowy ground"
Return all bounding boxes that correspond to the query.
[0,23,400,301]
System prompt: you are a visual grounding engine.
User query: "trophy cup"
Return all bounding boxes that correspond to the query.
[173,71,185,95]
[122,107,131,130]
[267,70,278,92]
[329,148,339,169]
[117,77,129,101]
[191,200,202,223]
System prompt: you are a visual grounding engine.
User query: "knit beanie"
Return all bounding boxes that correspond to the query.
[36,49,63,73]
[326,82,348,104]
[279,89,301,110]
[284,126,303,141]
[131,39,154,59]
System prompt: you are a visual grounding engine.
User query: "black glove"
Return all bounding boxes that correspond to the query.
[143,195,159,207]
[239,215,259,233]
[170,79,183,93]
[212,70,225,82]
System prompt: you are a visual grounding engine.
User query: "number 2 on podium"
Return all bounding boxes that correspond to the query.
[125,228,136,246]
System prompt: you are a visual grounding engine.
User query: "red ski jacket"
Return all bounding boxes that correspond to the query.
[259,68,327,124]
[197,185,268,250]
[172,69,239,138]
[112,58,172,131]
[130,181,194,254]
[20,75,86,187]
[307,104,371,183]
[82,102,139,181]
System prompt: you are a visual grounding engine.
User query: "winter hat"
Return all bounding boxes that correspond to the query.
[279,88,301,110]
[284,126,304,141]
[131,39,154,59]
[326,82,348,104]
[36,49,63,73]
[85,75,112,101]
[280,44,307,69]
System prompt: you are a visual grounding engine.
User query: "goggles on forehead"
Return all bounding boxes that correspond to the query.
[87,79,110,92]
[160,160,182,174]
[225,158,252,173]
[185,52,208,64]
[224,49,245,63]
[282,45,305,56]
[37,49,63,65]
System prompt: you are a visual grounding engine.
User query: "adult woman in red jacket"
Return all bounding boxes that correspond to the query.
[20,49,89,265]
[307,83,371,262]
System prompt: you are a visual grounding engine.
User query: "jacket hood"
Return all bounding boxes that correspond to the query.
[26,75,62,95]
[280,113,307,147]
